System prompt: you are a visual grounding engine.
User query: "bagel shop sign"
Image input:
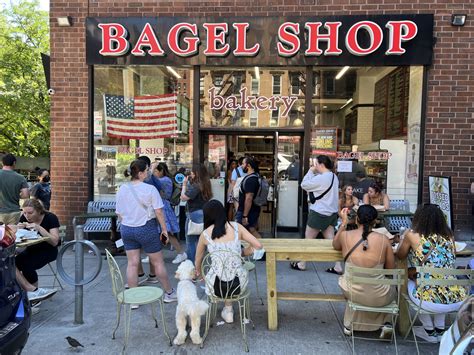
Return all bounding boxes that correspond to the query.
[86,15,434,66]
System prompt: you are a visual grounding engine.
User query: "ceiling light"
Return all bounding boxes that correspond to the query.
[166,66,182,79]
[339,98,353,110]
[254,66,260,80]
[335,66,350,80]
[57,16,72,27]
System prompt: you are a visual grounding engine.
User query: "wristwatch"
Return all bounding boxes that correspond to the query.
[243,216,248,218]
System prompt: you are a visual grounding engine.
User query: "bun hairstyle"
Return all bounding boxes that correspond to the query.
[356,205,378,251]
[22,198,46,215]
[124,159,147,180]
[156,162,171,177]
[316,155,334,170]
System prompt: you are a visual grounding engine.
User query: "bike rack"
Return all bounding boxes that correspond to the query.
[56,224,102,324]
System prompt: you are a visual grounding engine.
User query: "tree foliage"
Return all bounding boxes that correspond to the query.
[0,0,49,157]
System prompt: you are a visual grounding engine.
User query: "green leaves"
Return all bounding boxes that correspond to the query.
[0,0,50,157]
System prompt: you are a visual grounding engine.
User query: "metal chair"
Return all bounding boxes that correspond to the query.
[345,265,405,354]
[200,249,253,352]
[403,266,473,355]
[243,256,264,305]
[105,249,171,353]
[38,225,66,290]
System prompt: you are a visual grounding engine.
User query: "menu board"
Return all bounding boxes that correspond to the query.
[372,67,409,140]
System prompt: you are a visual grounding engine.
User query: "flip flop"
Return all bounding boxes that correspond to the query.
[290,262,306,271]
[326,267,343,275]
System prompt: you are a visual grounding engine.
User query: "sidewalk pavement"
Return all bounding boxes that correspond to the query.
[24,241,472,355]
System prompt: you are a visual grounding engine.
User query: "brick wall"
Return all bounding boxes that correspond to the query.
[50,0,474,230]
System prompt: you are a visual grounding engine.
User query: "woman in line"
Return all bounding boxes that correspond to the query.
[363,182,390,211]
[30,168,51,210]
[15,199,60,302]
[396,204,467,343]
[226,159,238,221]
[195,200,263,323]
[116,160,176,304]
[152,162,187,264]
[333,205,396,338]
[180,164,212,264]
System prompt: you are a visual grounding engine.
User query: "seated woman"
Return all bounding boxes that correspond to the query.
[15,199,60,302]
[339,185,359,228]
[333,205,395,338]
[195,200,262,324]
[363,182,390,211]
[396,204,467,343]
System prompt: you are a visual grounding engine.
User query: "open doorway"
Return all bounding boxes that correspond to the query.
[201,132,303,238]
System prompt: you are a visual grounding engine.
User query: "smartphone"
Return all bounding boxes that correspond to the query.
[160,233,168,246]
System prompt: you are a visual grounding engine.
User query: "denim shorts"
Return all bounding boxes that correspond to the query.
[120,219,162,253]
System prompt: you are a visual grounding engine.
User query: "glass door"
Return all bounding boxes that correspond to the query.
[201,134,227,205]
[274,134,303,237]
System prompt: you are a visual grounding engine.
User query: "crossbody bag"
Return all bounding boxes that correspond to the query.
[127,183,152,219]
[309,173,335,204]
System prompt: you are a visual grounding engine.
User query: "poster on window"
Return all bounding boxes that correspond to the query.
[310,127,338,158]
[406,123,420,183]
[428,176,454,230]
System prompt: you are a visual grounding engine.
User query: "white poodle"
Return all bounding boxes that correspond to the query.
[173,260,209,345]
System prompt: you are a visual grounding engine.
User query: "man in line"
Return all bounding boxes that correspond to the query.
[353,169,375,201]
[235,157,262,239]
[228,156,247,211]
[0,154,30,225]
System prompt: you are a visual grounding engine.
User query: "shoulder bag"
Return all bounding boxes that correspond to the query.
[308,173,335,204]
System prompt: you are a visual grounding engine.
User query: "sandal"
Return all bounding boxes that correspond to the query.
[290,262,306,271]
[326,267,343,275]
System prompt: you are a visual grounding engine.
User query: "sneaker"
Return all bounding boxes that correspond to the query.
[343,326,351,336]
[435,327,446,342]
[146,275,160,284]
[379,323,393,339]
[131,305,139,310]
[125,274,148,288]
[413,326,438,343]
[27,288,57,302]
[141,256,149,263]
[163,289,177,303]
[172,252,188,264]
[221,306,234,323]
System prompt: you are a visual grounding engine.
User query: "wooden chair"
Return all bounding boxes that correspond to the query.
[105,250,171,353]
[403,266,473,355]
[200,250,253,352]
[345,265,405,354]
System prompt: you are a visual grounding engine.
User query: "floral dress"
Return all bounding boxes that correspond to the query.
[158,176,180,234]
[408,233,467,304]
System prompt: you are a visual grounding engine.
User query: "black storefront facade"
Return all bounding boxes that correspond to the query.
[85,15,434,237]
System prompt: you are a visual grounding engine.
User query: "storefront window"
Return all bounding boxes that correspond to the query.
[311,66,424,211]
[93,66,194,198]
[200,67,305,128]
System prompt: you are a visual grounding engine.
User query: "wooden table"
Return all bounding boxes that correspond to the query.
[260,239,344,330]
[16,236,51,248]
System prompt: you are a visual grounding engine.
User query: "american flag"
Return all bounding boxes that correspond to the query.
[104,93,178,139]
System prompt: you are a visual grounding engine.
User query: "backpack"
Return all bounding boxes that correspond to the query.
[170,182,182,207]
[241,173,270,207]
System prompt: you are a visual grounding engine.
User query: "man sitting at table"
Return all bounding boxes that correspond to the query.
[15,199,59,303]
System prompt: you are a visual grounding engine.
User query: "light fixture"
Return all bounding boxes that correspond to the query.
[56,16,72,27]
[451,14,466,26]
[254,66,260,80]
[335,66,350,80]
[166,66,182,79]
[293,118,303,126]
[339,98,353,110]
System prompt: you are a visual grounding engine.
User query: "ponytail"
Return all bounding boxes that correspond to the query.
[356,205,378,251]
[362,223,370,251]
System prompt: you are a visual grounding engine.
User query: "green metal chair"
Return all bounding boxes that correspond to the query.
[403,266,473,355]
[243,256,264,305]
[105,249,171,353]
[38,225,66,290]
[200,249,253,352]
[345,265,405,354]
